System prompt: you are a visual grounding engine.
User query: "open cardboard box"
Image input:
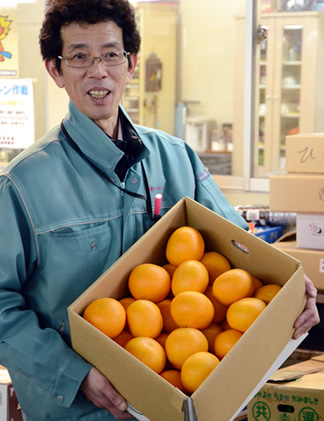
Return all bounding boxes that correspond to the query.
[248,355,324,420]
[68,197,306,421]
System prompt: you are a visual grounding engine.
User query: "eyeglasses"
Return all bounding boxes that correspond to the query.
[58,50,130,68]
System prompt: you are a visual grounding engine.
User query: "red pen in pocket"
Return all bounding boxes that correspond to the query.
[154,194,162,221]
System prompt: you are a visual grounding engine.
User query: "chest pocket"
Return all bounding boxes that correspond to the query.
[33,221,123,323]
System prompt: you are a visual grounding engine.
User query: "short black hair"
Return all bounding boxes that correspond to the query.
[39,0,141,71]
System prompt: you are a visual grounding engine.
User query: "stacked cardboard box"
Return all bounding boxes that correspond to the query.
[270,133,324,292]
[248,354,324,420]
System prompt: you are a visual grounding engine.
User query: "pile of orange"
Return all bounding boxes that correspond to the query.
[83,226,282,395]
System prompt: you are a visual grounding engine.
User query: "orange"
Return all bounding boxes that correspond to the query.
[254,283,281,304]
[181,352,220,394]
[170,291,214,330]
[202,323,223,352]
[220,319,231,330]
[160,369,186,393]
[113,330,134,348]
[119,296,136,311]
[252,276,264,292]
[157,299,178,333]
[165,327,208,369]
[126,299,163,338]
[83,297,126,339]
[200,251,231,284]
[212,268,255,306]
[156,332,168,349]
[166,226,205,267]
[171,260,209,296]
[204,285,228,324]
[213,329,243,359]
[128,263,171,303]
[125,336,166,374]
[163,263,177,278]
[226,297,266,333]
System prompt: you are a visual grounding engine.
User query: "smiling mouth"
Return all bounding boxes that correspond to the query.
[88,90,110,99]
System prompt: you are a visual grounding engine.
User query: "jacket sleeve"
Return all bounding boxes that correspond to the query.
[184,143,249,230]
[0,174,92,408]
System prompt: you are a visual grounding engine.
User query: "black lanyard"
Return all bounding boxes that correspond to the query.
[60,121,159,222]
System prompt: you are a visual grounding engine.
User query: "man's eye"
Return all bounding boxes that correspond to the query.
[104,52,119,59]
[72,53,87,60]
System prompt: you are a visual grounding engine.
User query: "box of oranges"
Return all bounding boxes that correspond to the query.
[68,197,306,421]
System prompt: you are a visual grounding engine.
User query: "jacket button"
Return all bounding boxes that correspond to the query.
[57,395,64,403]
[131,177,138,184]
[90,242,96,250]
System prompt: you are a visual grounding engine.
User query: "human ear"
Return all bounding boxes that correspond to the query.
[127,54,138,81]
[45,58,65,89]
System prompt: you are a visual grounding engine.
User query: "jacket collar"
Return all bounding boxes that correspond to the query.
[62,101,149,176]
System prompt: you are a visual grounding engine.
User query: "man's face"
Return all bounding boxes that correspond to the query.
[46,21,137,135]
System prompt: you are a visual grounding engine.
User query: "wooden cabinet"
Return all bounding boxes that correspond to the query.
[122,4,177,135]
[233,12,324,178]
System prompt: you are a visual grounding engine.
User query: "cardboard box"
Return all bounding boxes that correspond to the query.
[273,238,324,292]
[68,197,306,421]
[248,355,324,420]
[296,213,324,250]
[286,133,324,174]
[269,173,324,213]
[0,366,22,421]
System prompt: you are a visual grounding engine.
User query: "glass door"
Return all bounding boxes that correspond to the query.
[278,25,303,169]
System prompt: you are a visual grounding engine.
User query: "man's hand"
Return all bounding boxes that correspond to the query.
[293,274,320,339]
[80,367,133,420]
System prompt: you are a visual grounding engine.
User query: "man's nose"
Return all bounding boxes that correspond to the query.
[87,57,108,76]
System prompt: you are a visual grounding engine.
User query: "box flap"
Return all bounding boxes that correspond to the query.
[269,354,324,382]
[69,197,306,421]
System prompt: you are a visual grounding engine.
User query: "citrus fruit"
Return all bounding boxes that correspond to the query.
[220,319,231,330]
[226,297,266,333]
[204,285,228,324]
[202,323,223,352]
[128,263,171,303]
[212,268,255,306]
[165,327,209,369]
[181,351,220,394]
[163,263,177,278]
[83,297,126,338]
[200,251,231,284]
[213,329,243,359]
[125,336,166,373]
[157,299,178,333]
[126,299,163,338]
[119,296,136,311]
[170,291,214,330]
[156,332,168,349]
[254,283,281,304]
[252,276,264,292]
[113,330,134,348]
[171,260,209,296]
[165,226,205,267]
[160,369,186,393]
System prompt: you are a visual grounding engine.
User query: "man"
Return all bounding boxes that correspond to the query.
[0,0,319,420]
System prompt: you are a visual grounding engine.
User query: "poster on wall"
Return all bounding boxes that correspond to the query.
[0,6,18,77]
[0,78,35,149]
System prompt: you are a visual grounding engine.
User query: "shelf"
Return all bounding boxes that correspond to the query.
[281,113,300,118]
[282,60,302,66]
[281,84,301,89]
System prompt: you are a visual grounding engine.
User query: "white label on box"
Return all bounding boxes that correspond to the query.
[296,214,324,250]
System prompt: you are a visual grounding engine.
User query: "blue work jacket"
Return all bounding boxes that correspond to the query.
[0,101,247,421]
